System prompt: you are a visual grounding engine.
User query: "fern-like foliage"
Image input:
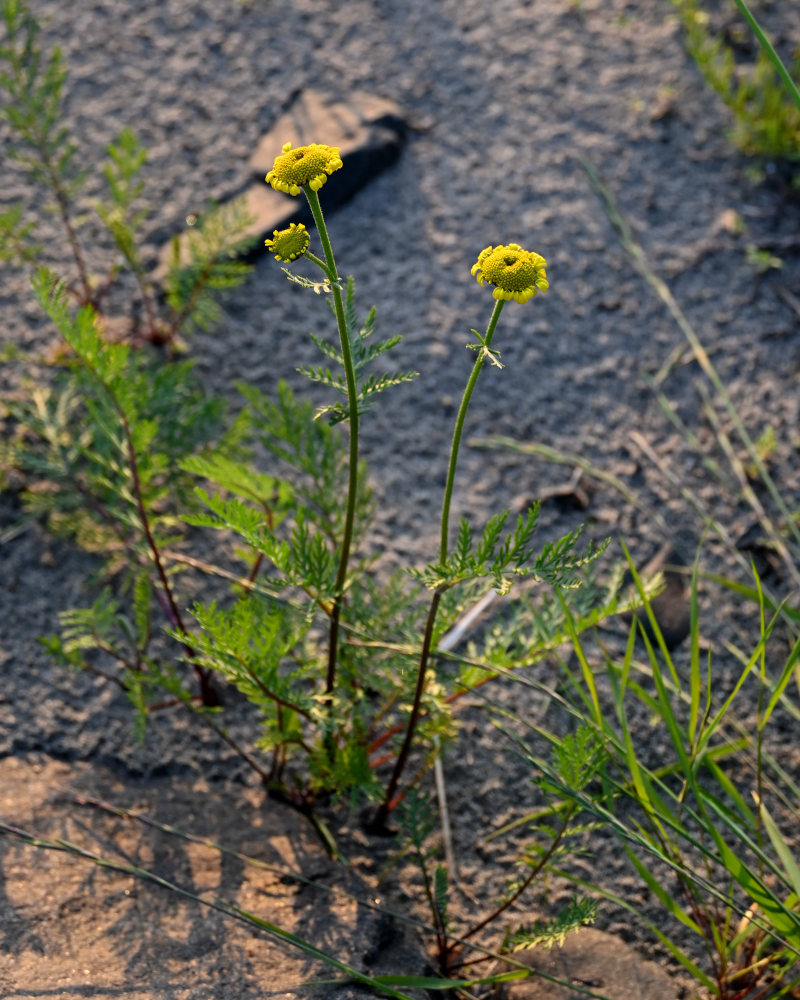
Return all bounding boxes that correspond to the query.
[174,584,383,799]
[1,0,258,341]
[176,596,316,754]
[453,563,638,692]
[11,270,225,575]
[95,128,150,284]
[183,379,372,608]
[163,196,257,334]
[0,0,84,201]
[551,724,607,794]
[185,495,338,604]
[433,865,450,933]
[503,895,598,952]
[183,489,289,565]
[412,506,603,596]
[307,714,381,803]
[0,0,97,301]
[297,277,418,424]
[182,452,294,528]
[512,726,609,882]
[336,569,424,689]
[240,379,374,543]
[44,590,137,661]
[39,575,180,738]
[0,203,39,264]
[281,269,340,295]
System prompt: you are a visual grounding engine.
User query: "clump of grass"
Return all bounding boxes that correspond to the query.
[672,0,800,163]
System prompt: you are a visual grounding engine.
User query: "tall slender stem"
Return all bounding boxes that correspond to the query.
[371,590,443,830]
[372,300,506,829]
[304,188,360,721]
[438,300,505,564]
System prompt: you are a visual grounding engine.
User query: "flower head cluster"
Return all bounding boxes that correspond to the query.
[265,222,310,262]
[471,244,549,303]
[266,141,343,196]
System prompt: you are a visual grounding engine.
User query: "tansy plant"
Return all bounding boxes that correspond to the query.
[6,5,800,990]
[1,0,619,829]
[3,129,616,823]
[0,4,636,980]
[257,144,606,825]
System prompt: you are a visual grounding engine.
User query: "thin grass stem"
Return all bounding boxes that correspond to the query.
[584,158,800,560]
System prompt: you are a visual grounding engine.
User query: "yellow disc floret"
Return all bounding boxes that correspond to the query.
[266,141,344,196]
[471,244,549,303]
[265,222,310,262]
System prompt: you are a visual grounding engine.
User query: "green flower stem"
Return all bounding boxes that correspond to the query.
[304,186,360,716]
[439,299,505,563]
[303,250,328,271]
[372,299,506,829]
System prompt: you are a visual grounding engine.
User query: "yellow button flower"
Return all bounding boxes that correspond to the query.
[265,222,310,262]
[471,244,549,303]
[266,141,344,196]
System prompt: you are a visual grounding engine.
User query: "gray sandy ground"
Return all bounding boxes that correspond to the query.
[1,0,799,997]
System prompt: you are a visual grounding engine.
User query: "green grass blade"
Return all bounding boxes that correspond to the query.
[365,969,621,1000]
[558,592,602,725]
[696,792,800,948]
[702,572,800,623]
[754,793,800,903]
[221,902,420,998]
[360,971,528,988]
[0,822,422,1000]
[705,759,757,828]
[688,559,701,745]
[695,621,775,759]
[623,844,702,935]
[732,0,800,113]
[763,630,800,729]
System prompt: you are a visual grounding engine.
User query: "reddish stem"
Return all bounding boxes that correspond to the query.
[370,589,443,831]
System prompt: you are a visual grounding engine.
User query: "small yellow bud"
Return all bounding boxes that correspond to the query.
[265,222,310,262]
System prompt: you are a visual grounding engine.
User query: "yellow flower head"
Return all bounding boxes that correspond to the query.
[266,141,343,196]
[471,244,549,303]
[265,222,310,262]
